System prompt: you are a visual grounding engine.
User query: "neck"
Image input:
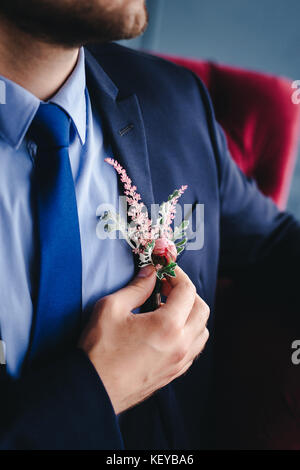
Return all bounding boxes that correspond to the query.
[0,20,79,101]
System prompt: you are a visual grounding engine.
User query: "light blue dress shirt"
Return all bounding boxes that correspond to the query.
[0,48,135,377]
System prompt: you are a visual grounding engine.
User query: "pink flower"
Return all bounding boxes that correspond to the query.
[105,157,152,245]
[152,238,177,266]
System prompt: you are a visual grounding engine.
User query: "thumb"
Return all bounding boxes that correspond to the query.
[114,265,157,312]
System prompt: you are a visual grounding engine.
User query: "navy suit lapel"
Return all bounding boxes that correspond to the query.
[85,48,155,215]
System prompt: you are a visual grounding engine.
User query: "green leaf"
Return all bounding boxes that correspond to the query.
[166,262,177,270]
[176,238,187,247]
[166,269,176,278]
[156,270,164,280]
[180,220,189,230]
[167,189,179,201]
[163,263,178,276]
[145,240,155,252]
[172,220,189,241]
[156,262,178,280]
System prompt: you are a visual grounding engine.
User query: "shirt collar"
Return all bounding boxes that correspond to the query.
[0,47,86,149]
[50,47,86,145]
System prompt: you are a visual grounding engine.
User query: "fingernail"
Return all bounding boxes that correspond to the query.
[137,265,155,278]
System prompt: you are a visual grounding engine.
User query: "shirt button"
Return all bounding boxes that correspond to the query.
[27,140,37,159]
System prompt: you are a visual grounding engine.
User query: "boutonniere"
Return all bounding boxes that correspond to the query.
[99,158,189,284]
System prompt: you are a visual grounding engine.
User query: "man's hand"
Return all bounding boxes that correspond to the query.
[79,265,210,415]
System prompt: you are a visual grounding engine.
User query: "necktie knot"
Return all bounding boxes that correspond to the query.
[29,103,71,149]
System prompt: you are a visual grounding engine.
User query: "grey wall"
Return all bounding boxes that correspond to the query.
[120,0,300,217]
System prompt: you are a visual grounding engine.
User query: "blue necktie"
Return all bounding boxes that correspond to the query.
[28,103,82,365]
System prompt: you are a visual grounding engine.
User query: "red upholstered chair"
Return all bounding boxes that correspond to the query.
[157,54,300,209]
[156,54,300,448]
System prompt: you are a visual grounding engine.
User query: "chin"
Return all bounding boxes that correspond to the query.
[0,0,148,48]
[119,0,148,39]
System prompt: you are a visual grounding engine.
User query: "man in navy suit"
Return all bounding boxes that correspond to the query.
[0,0,299,450]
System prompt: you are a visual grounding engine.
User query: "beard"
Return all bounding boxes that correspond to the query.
[0,0,148,48]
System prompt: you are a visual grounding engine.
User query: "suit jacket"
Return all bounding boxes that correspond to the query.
[1,43,300,450]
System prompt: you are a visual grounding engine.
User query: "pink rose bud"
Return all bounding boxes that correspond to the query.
[152,238,177,266]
